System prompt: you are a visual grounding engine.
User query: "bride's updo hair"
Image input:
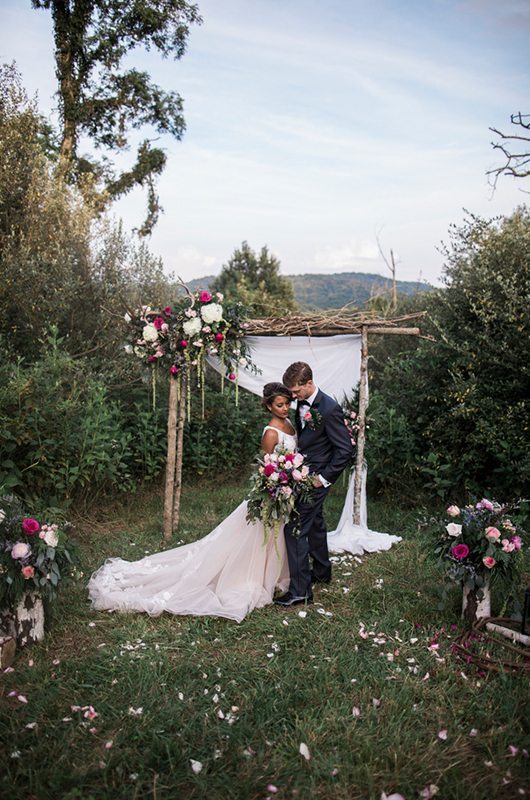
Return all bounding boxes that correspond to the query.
[262,382,292,412]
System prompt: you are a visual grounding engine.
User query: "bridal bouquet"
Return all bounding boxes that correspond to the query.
[0,494,76,609]
[246,449,316,543]
[432,498,526,591]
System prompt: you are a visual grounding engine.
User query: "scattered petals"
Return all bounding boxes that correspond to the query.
[17,694,28,704]
[352,706,361,717]
[190,759,203,774]
[25,722,37,730]
[469,728,478,737]
[372,698,381,707]
[420,785,439,799]
[83,706,98,720]
[105,741,113,749]
[11,750,21,759]
[128,707,143,717]
[299,742,311,760]
[507,745,519,757]
[438,729,448,741]
[381,793,406,800]
[266,785,278,793]
[298,611,307,618]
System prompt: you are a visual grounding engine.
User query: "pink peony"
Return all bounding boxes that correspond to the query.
[501,538,515,553]
[22,518,40,535]
[451,543,469,560]
[199,291,212,303]
[447,505,460,517]
[482,556,496,569]
[476,498,494,511]
[485,526,501,542]
[228,373,236,381]
[511,535,522,551]
[169,365,179,375]
[263,464,276,477]
[21,565,35,580]
[11,542,31,560]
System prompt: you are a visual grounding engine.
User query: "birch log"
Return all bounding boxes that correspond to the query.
[163,376,179,541]
[353,326,369,525]
[172,373,187,532]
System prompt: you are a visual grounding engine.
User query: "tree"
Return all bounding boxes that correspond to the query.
[367,208,530,500]
[211,242,297,317]
[31,0,202,234]
[488,113,530,188]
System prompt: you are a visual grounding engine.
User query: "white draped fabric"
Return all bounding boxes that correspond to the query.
[208,334,401,555]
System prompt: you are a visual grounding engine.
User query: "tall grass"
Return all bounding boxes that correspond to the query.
[1,477,528,799]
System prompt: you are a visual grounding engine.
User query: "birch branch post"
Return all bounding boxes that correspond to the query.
[172,373,187,533]
[353,326,369,525]
[163,376,179,541]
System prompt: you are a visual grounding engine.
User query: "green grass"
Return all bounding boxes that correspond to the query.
[1,477,529,799]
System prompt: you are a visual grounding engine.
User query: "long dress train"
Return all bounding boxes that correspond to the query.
[87,429,294,623]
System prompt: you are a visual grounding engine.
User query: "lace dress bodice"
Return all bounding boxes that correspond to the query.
[262,425,297,452]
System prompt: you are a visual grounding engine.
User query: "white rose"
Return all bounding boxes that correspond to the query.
[446,523,462,537]
[43,529,59,547]
[142,324,158,342]
[200,303,223,324]
[183,317,202,336]
[11,542,31,560]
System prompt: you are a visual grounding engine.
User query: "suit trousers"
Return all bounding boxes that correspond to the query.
[284,485,331,597]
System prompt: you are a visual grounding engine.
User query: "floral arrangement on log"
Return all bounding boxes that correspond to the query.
[124,289,257,412]
[0,494,75,609]
[433,498,526,592]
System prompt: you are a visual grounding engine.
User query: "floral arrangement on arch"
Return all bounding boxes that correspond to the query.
[124,289,257,408]
[0,494,76,609]
[433,498,526,591]
[246,449,316,545]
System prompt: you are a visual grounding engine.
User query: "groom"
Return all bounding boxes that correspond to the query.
[274,362,354,607]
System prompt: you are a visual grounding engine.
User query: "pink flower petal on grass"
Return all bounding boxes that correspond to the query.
[190,759,203,774]
[17,695,28,704]
[507,745,519,757]
[266,785,278,794]
[438,729,448,741]
[299,742,311,760]
[352,706,361,717]
[420,785,439,799]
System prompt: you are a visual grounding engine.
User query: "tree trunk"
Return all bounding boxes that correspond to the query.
[0,593,45,648]
[462,576,491,627]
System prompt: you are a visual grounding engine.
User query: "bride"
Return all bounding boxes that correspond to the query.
[88,383,295,623]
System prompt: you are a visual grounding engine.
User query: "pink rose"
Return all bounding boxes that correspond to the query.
[292,453,304,468]
[284,453,295,462]
[511,535,522,551]
[179,340,188,349]
[163,306,172,315]
[281,486,293,496]
[21,565,35,580]
[446,505,460,517]
[476,498,494,511]
[485,526,501,542]
[482,556,496,569]
[228,373,236,381]
[300,465,309,477]
[303,411,312,422]
[169,365,179,375]
[161,323,169,332]
[264,464,276,477]
[199,291,212,303]
[291,469,302,481]
[148,356,157,363]
[11,542,31,560]
[215,332,224,343]
[451,543,469,560]
[153,317,164,330]
[22,518,40,535]
[501,538,515,553]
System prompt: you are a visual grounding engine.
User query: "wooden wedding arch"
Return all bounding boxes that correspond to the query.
[163,309,427,541]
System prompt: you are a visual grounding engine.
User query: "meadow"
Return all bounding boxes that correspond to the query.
[1,476,528,800]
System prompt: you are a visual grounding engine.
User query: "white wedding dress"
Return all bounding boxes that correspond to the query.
[88,428,293,623]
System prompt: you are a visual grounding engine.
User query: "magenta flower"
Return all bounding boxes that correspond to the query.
[199,291,212,303]
[278,471,288,483]
[153,317,164,330]
[228,372,236,380]
[215,332,224,342]
[148,355,157,362]
[263,464,276,477]
[179,340,188,349]
[169,365,179,375]
[163,306,172,315]
[511,535,522,550]
[451,543,470,560]
[22,518,40,535]
[476,498,494,511]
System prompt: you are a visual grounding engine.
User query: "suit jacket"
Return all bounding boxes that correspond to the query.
[296,389,354,485]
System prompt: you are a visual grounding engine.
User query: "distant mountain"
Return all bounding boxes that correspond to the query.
[184,271,432,310]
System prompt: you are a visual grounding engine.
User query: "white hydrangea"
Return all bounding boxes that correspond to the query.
[200,303,223,324]
[183,317,202,336]
[142,324,158,342]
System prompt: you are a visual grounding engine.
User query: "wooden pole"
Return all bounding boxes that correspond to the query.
[172,372,187,532]
[163,376,179,541]
[353,325,369,525]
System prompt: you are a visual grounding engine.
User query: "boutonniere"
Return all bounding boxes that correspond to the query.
[303,407,322,430]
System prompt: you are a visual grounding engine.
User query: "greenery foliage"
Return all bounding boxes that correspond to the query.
[367,208,530,501]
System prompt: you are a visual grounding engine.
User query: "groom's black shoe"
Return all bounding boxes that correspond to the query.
[274,591,313,607]
[310,571,331,585]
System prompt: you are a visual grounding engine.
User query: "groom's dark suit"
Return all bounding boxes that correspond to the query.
[283,389,354,598]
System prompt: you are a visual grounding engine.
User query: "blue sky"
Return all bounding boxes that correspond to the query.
[1,0,529,285]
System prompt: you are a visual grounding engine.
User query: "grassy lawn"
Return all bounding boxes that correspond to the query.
[1,476,529,799]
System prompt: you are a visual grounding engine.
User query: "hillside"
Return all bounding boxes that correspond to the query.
[184,271,432,310]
